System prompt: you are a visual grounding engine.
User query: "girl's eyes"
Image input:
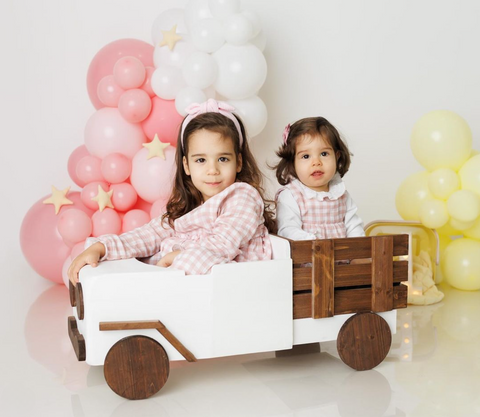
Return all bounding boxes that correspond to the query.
[300,152,329,159]
[194,157,230,163]
[219,157,229,162]
[301,154,309,159]
[195,158,206,163]
[321,151,329,157]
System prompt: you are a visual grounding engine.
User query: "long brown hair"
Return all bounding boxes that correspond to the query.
[163,112,276,233]
[273,117,352,186]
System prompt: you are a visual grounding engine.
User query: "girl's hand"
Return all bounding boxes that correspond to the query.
[68,242,106,286]
[156,250,181,268]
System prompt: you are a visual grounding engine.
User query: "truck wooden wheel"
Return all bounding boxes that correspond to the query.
[104,335,169,400]
[337,312,392,371]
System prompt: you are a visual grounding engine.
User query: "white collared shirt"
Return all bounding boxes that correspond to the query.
[276,174,365,240]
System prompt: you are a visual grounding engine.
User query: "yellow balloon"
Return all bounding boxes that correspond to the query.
[447,190,480,222]
[410,110,472,171]
[449,218,475,231]
[441,238,480,290]
[395,171,433,221]
[459,154,480,195]
[427,168,459,199]
[419,199,449,229]
[464,216,480,240]
[436,222,461,237]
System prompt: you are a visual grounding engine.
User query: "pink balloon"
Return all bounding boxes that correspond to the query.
[97,75,125,107]
[57,209,92,244]
[87,39,154,109]
[118,89,152,123]
[122,209,151,233]
[85,108,146,159]
[76,155,104,184]
[20,193,91,284]
[113,56,146,90]
[71,241,87,260]
[130,147,176,203]
[81,181,109,211]
[110,182,138,212]
[62,256,72,287]
[91,208,122,237]
[150,197,169,219]
[141,96,183,146]
[132,197,153,213]
[67,145,90,187]
[141,66,156,97]
[101,153,132,184]
[67,191,95,217]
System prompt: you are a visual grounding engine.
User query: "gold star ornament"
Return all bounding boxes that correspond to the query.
[91,185,114,212]
[43,186,73,214]
[159,25,182,51]
[143,134,170,160]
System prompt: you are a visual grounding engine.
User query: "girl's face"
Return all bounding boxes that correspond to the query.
[294,134,337,192]
[183,129,242,202]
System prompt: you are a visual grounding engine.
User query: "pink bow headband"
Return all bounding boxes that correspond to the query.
[180,99,244,149]
[282,123,291,144]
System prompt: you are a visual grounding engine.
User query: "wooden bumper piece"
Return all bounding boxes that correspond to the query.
[68,316,86,361]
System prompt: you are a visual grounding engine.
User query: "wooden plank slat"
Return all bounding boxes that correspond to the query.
[371,236,394,312]
[293,284,408,319]
[392,234,409,256]
[100,320,197,362]
[312,240,334,319]
[290,240,315,264]
[293,260,408,291]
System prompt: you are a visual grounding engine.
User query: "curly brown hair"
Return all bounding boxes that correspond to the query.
[273,117,352,186]
[163,112,277,233]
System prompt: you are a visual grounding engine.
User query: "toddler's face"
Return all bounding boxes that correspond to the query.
[294,134,337,192]
[183,129,242,202]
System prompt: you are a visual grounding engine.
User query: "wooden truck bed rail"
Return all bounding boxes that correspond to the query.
[286,235,409,320]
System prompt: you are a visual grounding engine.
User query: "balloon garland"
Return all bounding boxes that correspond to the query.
[20,0,268,285]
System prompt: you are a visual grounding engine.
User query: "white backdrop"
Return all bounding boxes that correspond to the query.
[2,0,480,283]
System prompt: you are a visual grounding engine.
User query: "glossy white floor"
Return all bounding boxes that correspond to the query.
[3,271,480,417]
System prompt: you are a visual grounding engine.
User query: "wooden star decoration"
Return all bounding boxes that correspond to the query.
[143,134,170,160]
[159,25,182,51]
[91,185,114,212]
[43,186,73,214]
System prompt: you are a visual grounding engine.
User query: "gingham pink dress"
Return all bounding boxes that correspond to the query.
[87,183,272,275]
[276,179,347,239]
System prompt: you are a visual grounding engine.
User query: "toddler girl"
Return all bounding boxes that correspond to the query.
[274,116,364,240]
[69,99,275,283]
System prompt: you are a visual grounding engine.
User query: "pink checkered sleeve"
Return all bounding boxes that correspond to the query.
[171,186,265,275]
[86,217,174,261]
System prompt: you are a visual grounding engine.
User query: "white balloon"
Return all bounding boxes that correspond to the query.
[182,51,218,89]
[175,86,207,116]
[228,95,267,137]
[185,0,213,33]
[213,43,267,99]
[242,10,261,38]
[151,8,188,45]
[151,66,186,100]
[153,35,196,69]
[203,84,216,99]
[208,0,240,20]
[250,29,267,52]
[191,18,225,53]
[223,13,254,45]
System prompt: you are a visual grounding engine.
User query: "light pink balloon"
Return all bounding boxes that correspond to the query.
[130,146,176,203]
[110,182,138,212]
[118,89,152,123]
[141,66,156,97]
[84,107,146,159]
[76,155,104,184]
[101,153,132,184]
[68,145,90,187]
[71,241,87,260]
[150,197,169,219]
[81,181,109,210]
[113,56,146,90]
[141,96,183,146]
[62,256,72,287]
[20,192,92,284]
[87,39,154,109]
[122,209,151,233]
[57,209,92,244]
[132,197,153,213]
[91,208,122,237]
[97,75,125,107]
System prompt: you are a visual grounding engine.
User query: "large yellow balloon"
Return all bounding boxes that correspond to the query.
[464,216,480,240]
[395,171,433,221]
[447,190,480,222]
[411,110,472,171]
[459,154,480,195]
[427,168,459,199]
[419,199,449,229]
[441,238,480,290]
[436,222,461,237]
[449,218,475,231]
